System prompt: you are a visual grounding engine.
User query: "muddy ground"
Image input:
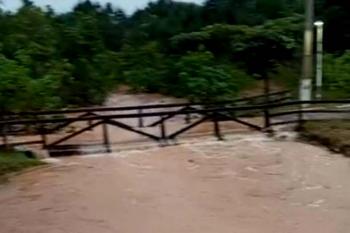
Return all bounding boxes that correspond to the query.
[1,134,350,233]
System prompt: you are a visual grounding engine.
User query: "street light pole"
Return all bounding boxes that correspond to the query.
[300,0,314,103]
[314,20,324,99]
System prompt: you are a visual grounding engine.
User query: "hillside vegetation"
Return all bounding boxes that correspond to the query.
[0,0,349,113]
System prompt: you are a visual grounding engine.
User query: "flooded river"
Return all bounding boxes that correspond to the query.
[1,133,350,233]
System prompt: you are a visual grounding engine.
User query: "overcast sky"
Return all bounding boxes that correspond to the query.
[2,0,205,14]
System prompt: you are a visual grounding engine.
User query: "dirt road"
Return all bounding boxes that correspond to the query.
[1,134,350,233]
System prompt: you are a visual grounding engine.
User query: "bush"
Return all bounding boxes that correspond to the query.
[0,151,44,178]
[119,42,169,93]
[323,51,350,99]
[175,51,252,102]
[270,63,300,90]
[0,55,32,112]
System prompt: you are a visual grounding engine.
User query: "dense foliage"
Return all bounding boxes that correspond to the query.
[323,52,350,98]
[0,0,349,112]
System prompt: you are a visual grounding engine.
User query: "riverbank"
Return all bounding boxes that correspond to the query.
[0,150,44,183]
[301,120,350,157]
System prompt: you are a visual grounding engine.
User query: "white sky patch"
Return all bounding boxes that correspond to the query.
[1,0,205,14]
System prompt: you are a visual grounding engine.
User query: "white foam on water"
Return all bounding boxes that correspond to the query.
[41,158,62,164]
[304,185,324,190]
[74,132,283,160]
[245,166,259,172]
[307,199,326,208]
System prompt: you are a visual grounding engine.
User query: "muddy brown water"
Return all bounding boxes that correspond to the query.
[1,134,350,233]
[2,92,350,233]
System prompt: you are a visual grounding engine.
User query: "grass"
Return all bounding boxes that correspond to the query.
[0,150,44,182]
[301,120,350,157]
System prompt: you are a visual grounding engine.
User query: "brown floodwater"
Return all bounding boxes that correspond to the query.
[1,133,350,233]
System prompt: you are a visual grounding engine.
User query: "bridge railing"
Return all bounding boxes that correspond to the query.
[2,90,290,117]
[1,99,349,131]
[267,99,350,127]
[1,94,349,153]
[0,90,291,135]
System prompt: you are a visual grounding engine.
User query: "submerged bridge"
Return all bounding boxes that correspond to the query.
[1,91,350,156]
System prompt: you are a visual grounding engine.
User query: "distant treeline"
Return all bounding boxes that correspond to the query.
[0,0,349,112]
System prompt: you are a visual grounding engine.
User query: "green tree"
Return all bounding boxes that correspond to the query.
[0,55,31,112]
[202,0,302,25]
[0,0,348,113]
[171,15,302,77]
[128,0,203,46]
[175,51,251,102]
[323,52,350,98]
[118,42,169,93]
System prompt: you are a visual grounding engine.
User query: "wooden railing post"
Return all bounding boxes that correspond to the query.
[138,109,144,128]
[0,112,7,149]
[213,113,223,140]
[103,122,111,153]
[40,124,47,149]
[297,103,304,130]
[264,108,271,129]
[184,106,191,124]
[160,117,167,144]
[1,124,8,149]
[87,112,93,128]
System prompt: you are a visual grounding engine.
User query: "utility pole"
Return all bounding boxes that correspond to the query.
[314,21,324,99]
[300,0,314,103]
